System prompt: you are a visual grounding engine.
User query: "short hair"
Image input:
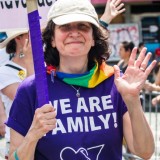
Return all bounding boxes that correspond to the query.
[6,39,16,54]
[138,42,144,48]
[121,41,135,52]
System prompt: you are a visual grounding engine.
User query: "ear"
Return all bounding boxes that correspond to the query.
[15,36,21,43]
[15,36,23,49]
[51,38,56,48]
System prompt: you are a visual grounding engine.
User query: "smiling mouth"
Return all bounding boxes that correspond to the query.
[66,41,83,44]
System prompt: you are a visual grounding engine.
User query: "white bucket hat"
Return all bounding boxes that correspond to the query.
[47,0,99,28]
[0,28,28,49]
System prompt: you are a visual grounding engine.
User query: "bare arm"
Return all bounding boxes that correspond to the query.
[143,81,160,92]
[1,83,20,101]
[9,104,56,160]
[114,47,156,159]
[123,98,154,159]
[155,67,160,86]
[100,0,125,24]
[152,95,160,106]
[0,96,6,137]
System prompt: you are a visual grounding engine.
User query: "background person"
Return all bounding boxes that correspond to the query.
[6,0,156,159]
[0,28,34,159]
[0,48,9,66]
[117,41,135,73]
[143,62,160,107]
[0,95,6,137]
[138,42,145,54]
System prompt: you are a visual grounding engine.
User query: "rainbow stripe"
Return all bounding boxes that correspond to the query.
[59,62,114,88]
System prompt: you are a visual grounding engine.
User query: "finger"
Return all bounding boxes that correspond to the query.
[44,111,57,120]
[44,118,57,125]
[114,0,122,6]
[145,60,157,76]
[128,47,137,67]
[41,123,56,134]
[140,52,152,70]
[117,8,126,14]
[116,3,125,11]
[113,65,120,79]
[112,0,117,4]
[134,47,147,68]
[37,104,54,113]
[46,124,57,131]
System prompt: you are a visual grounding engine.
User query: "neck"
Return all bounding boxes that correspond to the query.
[123,58,129,64]
[58,56,88,74]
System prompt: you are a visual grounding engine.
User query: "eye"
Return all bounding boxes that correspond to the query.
[78,23,91,32]
[58,24,71,32]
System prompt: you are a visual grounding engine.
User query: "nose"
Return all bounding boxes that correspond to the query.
[69,26,80,37]
[69,31,80,37]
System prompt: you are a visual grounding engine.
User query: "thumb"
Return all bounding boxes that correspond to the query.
[113,65,120,80]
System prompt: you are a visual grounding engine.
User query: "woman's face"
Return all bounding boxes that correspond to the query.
[52,22,95,58]
[20,33,29,47]
[119,43,129,59]
[15,33,29,49]
[119,44,126,59]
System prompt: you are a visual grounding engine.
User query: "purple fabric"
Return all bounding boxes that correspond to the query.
[28,10,49,107]
[6,74,127,160]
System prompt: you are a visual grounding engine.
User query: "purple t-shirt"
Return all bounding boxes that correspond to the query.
[6,74,127,160]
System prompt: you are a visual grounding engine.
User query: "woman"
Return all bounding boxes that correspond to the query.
[0,29,34,159]
[117,41,135,73]
[6,0,156,159]
[0,95,6,137]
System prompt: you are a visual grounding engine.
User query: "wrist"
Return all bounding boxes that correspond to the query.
[99,19,108,29]
[156,86,160,92]
[26,130,39,143]
[100,14,112,24]
[122,94,141,105]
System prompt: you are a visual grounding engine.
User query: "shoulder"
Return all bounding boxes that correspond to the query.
[0,61,23,71]
[0,62,16,79]
[15,74,36,100]
[0,61,26,81]
[0,48,9,64]
[117,60,124,66]
[19,74,36,90]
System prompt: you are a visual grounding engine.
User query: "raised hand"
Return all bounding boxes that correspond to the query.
[100,0,125,24]
[114,47,157,99]
[22,38,32,59]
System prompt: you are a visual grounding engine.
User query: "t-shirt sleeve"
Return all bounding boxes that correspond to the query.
[0,66,21,90]
[5,76,37,136]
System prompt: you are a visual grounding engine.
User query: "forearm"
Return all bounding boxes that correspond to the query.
[0,99,6,121]
[100,14,112,24]
[154,85,160,92]
[0,100,6,116]
[155,69,160,86]
[9,133,38,160]
[123,96,155,158]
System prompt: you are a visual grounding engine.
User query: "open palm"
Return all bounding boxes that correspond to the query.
[105,0,125,20]
[114,47,157,98]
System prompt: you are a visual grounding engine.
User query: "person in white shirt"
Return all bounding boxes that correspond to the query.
[0,48,9,66]
[0,28,34,159]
